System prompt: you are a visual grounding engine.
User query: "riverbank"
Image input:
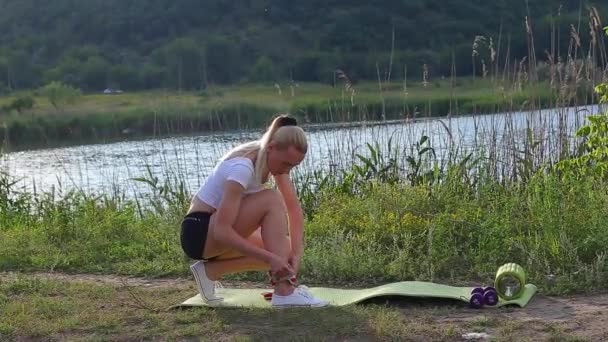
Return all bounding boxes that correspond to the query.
[0,78,592,151]
[1,164,606,294]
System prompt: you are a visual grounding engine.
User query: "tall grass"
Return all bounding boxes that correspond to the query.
[2,134,608,294]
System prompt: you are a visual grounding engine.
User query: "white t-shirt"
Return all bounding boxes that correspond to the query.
[196,157,265,209]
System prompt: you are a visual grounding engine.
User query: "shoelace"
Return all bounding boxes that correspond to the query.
[297,285,310,293]
[296,286,314,299]
[214,281,224,290]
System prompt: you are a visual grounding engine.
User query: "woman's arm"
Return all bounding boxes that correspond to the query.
[274,173,305,256]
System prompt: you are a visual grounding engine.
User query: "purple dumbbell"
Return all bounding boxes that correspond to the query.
[483,287,498,306]
[469,292,484,309]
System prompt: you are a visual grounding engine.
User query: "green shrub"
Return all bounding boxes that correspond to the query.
[557,83,608,179]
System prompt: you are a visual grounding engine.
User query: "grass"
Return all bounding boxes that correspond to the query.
[0,77,579,151]
[1,153,608,294]
[0,276,459,341]
[306,175,608,291]
[0,78,545,115]
[0,275,600,341]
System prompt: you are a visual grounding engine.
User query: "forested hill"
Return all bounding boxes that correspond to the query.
[0,0,606,92]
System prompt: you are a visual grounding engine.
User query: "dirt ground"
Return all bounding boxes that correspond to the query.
[436,292,608,340]
[1,272,607,341]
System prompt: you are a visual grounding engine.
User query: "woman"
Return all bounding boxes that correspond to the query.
[180,114,329,308]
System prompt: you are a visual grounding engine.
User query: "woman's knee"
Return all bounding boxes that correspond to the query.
[252,189,285,212]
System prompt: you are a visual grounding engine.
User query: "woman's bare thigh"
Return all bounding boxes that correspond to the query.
[203,189,285,259]
[210,229,265,260]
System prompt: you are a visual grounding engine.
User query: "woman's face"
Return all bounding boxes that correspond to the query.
[266,144,305,176]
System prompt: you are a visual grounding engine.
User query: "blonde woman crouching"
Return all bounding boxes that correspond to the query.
[180,114,329,308]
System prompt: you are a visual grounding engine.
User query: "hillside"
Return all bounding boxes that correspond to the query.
[0,0,606,92]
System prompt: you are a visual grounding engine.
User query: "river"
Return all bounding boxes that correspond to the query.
[1,104,602,197]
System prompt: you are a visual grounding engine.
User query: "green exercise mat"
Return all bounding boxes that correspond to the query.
[171,281,537,309]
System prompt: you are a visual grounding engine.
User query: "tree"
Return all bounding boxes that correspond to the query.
[0,0,605,89]
[204,36,243,84]
[10,95,35,113]
[108,64,141,90]
[82,56,110,90]
[0,95,35,115]
[40,81,81,111]
[0,56,11,91]
[158,38,203,91]
[3,49,38,89]
[248,56,277,83]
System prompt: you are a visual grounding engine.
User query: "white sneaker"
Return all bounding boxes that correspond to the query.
[190,261,223,303]
[271,286,330,308]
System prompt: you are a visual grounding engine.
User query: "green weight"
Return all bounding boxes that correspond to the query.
[495,263,526,300]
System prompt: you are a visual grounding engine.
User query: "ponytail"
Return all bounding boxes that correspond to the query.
[221,114,306,184]
[253,115,298,183]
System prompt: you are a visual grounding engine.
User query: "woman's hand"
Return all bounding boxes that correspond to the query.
[288,249,303,275]
[269,254,294,280]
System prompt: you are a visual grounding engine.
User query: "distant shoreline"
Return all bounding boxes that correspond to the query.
[0,80,598,152]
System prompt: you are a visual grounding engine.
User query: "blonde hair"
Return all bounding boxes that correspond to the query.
[222,115,307,183]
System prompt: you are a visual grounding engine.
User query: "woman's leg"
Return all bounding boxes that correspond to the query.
[202,189,294,295]
[204,230,271,278]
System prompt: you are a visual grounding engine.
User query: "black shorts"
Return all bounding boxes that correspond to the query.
[180,211,214,261]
